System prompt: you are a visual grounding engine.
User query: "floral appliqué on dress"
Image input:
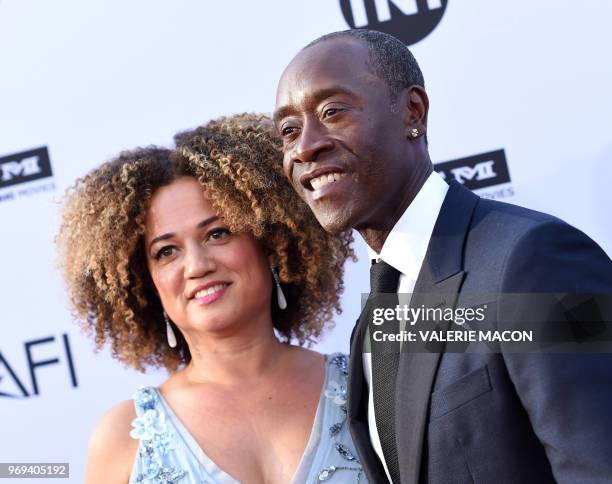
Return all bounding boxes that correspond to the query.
[317,354,364,482]
[130,387,187,483]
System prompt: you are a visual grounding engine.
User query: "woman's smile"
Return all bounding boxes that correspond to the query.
[190,282,231,305]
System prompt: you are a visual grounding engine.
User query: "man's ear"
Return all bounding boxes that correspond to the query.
[401,85,429,139]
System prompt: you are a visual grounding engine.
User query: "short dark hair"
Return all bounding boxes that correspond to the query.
[306,29,424,97]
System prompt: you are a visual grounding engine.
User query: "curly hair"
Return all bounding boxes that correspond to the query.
[56,114,354,372]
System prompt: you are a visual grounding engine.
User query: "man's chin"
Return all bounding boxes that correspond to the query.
[313,210,353,234]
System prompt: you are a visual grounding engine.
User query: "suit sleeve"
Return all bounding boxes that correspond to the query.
[499,219,612,483]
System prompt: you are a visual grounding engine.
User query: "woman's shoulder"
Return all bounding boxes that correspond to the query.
[85,399,140,483]
[89,399,138,453]
[290,348,349,380]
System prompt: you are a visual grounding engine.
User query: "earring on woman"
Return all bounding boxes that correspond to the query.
[163,311,177,348]
[271,266,287,310]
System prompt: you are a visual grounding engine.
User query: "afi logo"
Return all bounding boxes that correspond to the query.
[340,0,448,46]
[0,333,78,398]
[0,146,53,189]
[435,149,511,191]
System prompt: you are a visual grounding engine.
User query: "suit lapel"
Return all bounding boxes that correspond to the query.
[395,181,479,483]
[348,316,390,482]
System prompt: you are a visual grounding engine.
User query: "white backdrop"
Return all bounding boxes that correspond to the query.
[1,0,611,481]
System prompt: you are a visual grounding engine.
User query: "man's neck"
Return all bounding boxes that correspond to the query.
[358,163,433,253]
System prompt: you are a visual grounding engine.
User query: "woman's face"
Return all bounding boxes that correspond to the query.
[144,177,273,339]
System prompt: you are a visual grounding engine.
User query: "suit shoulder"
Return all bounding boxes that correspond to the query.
[474,197,567,233]
[492,206,612,292]
[462,196,612,291]
[468,196,604,250]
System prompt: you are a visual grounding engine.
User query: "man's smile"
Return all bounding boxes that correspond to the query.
[299,165,346,190]
[309,171,352,201]
[310,171,346,191]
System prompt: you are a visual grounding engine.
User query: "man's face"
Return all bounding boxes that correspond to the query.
[274,38,412,233]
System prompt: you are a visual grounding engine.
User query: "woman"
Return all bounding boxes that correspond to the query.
[56,114,365,483]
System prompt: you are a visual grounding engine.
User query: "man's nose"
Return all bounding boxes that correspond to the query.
[184,243,215,279]
[292,119,333,164]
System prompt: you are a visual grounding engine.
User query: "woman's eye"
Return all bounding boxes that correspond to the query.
[208,227,231,241]
[155,246,176,260]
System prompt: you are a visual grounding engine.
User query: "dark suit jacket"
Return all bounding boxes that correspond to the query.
[347,181,612,484]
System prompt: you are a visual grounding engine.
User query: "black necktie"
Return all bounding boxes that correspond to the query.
[369,259,401,483]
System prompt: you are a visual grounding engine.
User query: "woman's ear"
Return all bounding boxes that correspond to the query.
[267,252,277,269]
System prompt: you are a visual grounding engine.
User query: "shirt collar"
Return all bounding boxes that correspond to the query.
[367,171,449,278]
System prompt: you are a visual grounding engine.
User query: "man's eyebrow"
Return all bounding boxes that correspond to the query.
[272,106,295,126]
[274,86,357,125]
[147,216,219,252]
[273,106,295,126]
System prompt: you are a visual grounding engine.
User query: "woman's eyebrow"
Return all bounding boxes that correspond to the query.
[148,216,219,251]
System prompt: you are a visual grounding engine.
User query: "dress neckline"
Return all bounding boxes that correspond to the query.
[152,354,330,483]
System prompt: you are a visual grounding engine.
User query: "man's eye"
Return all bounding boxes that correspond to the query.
[281,126,297,137]
[208,227,231,241]
[322,107,342,119]
[155,246,176,260]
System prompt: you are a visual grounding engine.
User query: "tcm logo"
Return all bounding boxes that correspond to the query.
[340,0,448,46]
[0,146,53,189]
[435,149,511,190]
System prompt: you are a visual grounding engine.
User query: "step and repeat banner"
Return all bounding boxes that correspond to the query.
[1,0,611,480]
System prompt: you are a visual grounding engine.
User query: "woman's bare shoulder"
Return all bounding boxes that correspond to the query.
[85,400,139,484]
[288,346,326,369]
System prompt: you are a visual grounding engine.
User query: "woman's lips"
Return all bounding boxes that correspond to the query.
[192,283,230,305]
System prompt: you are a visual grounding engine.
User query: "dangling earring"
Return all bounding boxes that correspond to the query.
[410,127,419,138]
[271,266,287,310]
[163,311,177,348]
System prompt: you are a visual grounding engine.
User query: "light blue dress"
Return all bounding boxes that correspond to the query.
[129,353,367,483]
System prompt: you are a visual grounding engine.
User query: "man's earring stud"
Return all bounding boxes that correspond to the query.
[410,128,419,138]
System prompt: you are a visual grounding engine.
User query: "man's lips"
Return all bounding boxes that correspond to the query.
[300,166,347,191]
[310,173,351,201]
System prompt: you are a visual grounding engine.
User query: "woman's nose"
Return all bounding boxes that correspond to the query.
[184,243,215,279]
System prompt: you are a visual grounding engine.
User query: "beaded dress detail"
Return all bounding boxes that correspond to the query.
[129,353,366,483]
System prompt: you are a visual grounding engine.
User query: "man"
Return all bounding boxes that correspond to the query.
[274,29,612,483]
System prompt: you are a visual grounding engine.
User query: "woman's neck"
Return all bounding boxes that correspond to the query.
[182,327,290,387]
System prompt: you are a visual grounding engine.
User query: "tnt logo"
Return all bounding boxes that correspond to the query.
[435,149,511,190]
[0,147,53,189]
[340,0,448,45]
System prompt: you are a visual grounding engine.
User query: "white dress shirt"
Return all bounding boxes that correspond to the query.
[362,171,449,483]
